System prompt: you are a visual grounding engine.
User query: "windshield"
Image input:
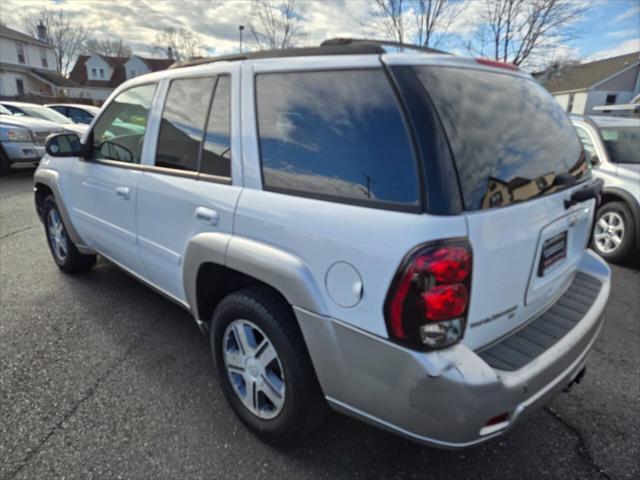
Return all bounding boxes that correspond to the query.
[0,104,12,115]
[598,126,640,164]
[20,105,74,124]
[413,66,589,210]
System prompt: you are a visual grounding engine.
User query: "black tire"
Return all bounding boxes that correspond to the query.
[42,195,96,273]
[211,286,328,444]
[0,148,11,176]
[591,201,636,263]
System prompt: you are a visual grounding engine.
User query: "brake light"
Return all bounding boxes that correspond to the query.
[475,58,519,71]
[384,240,472,349]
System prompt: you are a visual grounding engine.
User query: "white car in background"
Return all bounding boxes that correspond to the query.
[0,101,87,136]
[46,103,101,125]
[572,115,640,262]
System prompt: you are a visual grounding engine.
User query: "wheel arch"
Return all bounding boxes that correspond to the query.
[601,186,640,250]
[33,169,84,246]
[183,233,329,331]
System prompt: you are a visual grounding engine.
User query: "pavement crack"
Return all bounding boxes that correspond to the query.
[0,225,39,241]
[6,338,141,480]
[545,407,612,480]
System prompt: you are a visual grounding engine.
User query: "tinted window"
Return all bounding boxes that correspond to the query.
[93,84,156,164]
[414,67,588,210]
[599,126,640,164]
[156,77,215,171]
[68,107,94,124]
[256,70,419,208]
[201,76,231,177]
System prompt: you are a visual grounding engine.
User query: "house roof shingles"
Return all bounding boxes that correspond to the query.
[542,51,640,93]
[0,25,50,47]
[68,55,173,89]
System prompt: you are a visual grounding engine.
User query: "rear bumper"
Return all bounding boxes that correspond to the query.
[296,250,610,449]
[1,142,45,162]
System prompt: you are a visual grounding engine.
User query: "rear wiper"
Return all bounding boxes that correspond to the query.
[564,178,604,209]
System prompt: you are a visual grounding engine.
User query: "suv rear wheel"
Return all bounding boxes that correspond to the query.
[42,195,96,273]
[592,201,636,263]
[210,286,327,444]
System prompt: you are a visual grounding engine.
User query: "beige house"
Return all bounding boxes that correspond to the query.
[538,51,640,115]
[0,24,78,97]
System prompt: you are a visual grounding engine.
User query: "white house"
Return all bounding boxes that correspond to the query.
[0,24,77,97]
[68,54,173,101]
[539,51,640,115]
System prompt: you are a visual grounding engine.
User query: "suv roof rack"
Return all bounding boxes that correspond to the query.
[169,38,448,70]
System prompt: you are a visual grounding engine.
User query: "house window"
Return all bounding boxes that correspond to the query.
[16,79,24,95]
[91,67,97,78]
[130,69,137,78]
[99,68,105,79]
[16,43,25,64]
[40,48,48,68]
[605,94,617,105]
[567,93,575,113]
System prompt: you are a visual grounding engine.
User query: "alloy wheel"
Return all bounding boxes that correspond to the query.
[222,319,285,419]
[594,211,625,254]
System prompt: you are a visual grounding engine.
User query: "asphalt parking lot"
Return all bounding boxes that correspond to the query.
[1,167,638,480]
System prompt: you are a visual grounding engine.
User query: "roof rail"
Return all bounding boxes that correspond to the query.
[169,37,447,70]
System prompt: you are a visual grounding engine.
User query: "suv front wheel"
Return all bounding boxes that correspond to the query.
[592,201,636,263]
[42,195,97,273]
[210,286,327,444]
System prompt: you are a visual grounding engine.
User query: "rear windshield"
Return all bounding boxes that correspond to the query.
[598,126,640,164]
[414,66,588,210]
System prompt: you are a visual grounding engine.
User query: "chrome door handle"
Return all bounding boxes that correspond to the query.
[195,206,219,226]
[115,186,131,200]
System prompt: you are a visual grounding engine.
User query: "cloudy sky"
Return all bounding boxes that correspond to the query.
[1,0,638,67]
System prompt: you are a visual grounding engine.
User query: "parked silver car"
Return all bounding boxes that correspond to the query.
[0,101,87,136]
[572,115,640,262]
[0,104,63,175]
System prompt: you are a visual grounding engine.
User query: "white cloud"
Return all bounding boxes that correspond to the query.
[587,38,640,61]
[606,28,640,39]
[613,4,640,22]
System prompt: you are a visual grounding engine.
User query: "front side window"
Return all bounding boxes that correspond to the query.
[16,43,25,64]
[92,83,156,163]
[256,69,419,208]
[599,126,640,164]
[156,76,215,172]
[201,76,231,177]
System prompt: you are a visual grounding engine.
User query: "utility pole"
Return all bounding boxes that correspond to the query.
[239,25,245,53]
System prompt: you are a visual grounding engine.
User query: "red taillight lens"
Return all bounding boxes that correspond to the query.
[421,284,469,321]
[384,240,472,349]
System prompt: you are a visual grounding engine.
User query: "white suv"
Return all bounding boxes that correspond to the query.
[34,40,611,448]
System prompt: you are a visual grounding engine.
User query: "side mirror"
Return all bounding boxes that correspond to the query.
[45,133,84,157]
[589,154,600,166]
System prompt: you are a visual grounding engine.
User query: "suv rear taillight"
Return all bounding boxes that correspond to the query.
[384,240,472,349]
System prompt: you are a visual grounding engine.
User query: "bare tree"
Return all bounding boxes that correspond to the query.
[22,8,88,75]
[364,0,458,48]
[249,0,307,50]
[83,38,133,57]
[474,0,590,67]
[367,0,406,44]
[152,27,203,61]
[414,0,459,48]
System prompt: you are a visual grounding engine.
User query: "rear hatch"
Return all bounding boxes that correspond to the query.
[411,64,594,350]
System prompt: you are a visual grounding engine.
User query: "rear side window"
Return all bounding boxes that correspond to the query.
[413,67,588,210]
[201,76,231,177]
[156,76,215,171]
[255,70,420,209]
[598,126,640,164]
